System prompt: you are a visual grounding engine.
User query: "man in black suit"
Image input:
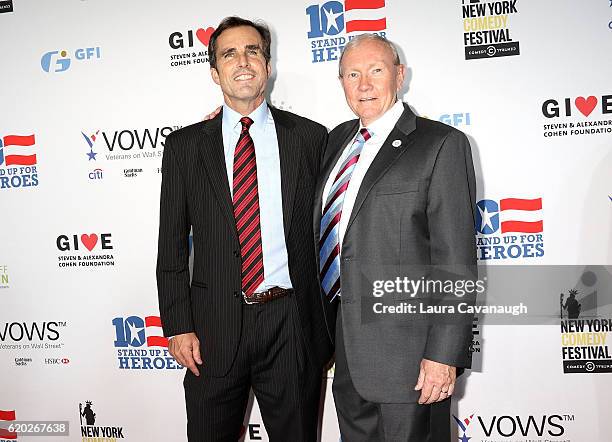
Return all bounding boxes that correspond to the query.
[156,16,332,442]
[315,34,477,441]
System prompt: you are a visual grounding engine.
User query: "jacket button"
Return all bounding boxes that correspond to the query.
[233,250,240,258]
[234,291,240,298]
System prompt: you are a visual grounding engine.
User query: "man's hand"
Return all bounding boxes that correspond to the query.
[414,358,456,404]
[168,332,202,376]
[203,106,222,121]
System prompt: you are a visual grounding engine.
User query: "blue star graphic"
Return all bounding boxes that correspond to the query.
[459,433,471,442]
[87,149,97,160]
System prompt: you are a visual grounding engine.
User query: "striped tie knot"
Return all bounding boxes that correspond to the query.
[239,117,254,132]
[358,127,372,143]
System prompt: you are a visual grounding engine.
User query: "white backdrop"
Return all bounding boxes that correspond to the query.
[1,0,611,441]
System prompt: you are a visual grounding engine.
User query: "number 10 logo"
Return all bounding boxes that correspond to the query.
[306,1,345,38]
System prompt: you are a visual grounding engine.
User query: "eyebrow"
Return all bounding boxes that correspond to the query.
[220,44,262,57]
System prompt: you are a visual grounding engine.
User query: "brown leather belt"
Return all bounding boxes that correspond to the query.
[243,286,293,304]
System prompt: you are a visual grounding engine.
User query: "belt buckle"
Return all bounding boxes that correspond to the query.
[243,291,260,305]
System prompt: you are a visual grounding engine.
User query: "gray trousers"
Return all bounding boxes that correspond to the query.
[332,305,451,442]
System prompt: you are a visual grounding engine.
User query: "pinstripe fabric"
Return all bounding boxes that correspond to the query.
[156,105,334,439]
[184,297,321,441]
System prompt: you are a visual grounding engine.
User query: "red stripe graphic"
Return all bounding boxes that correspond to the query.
[0,429,17,440]
[0,409,17,440]
[3,134,35,146]
[500,198,542,211]
[0,410,16,421]
[5,154,37,166]
[346,18,386,32]
[345,0,385,10]
[146,336,169,347]
[501,221,543,234]
[145,316,162,327]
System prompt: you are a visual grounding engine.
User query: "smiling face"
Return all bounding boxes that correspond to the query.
[339,39,405,126]
[210,25,271,115]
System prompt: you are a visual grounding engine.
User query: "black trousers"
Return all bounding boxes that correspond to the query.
[183,295,322,442]
[333,306,451,442]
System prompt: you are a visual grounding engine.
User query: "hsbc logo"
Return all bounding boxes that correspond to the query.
[45,357,70,365]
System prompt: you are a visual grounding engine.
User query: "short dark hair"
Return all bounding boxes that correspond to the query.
[208,16,271,69]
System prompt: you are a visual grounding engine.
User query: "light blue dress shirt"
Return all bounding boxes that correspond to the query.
[222,101,293,292]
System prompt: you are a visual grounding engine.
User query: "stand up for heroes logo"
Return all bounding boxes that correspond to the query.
[0,134,38,190]
[306,0,388,63]
[112,315,182,370]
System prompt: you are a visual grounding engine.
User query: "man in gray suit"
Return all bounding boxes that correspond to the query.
[315,34,477,441]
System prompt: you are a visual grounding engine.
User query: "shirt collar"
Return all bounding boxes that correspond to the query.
[222,100,269,133]
[359,100,404,138]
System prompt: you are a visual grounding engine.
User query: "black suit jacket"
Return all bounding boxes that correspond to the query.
[157,105,333,376]
[314,103,477,403]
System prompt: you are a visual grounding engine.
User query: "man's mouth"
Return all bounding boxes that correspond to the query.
[359,97,376,102]
[234,73,255,81]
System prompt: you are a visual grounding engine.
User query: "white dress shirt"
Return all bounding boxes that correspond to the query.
[321,100,404,249]
[222,101,292,291]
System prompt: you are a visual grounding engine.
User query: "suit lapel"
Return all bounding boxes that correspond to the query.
[270,106,299,241]
[198,111,238,241]
[344,104,418,235]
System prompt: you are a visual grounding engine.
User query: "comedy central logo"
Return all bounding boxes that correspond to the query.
[475,197,544,260]
[306,0,388,63]
[168,26,215,68]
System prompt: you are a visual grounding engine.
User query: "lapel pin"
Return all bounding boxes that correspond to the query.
[392,139,402,148]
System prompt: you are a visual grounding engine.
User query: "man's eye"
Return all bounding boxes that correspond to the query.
[349,72,358,78]
[248,49,259,55]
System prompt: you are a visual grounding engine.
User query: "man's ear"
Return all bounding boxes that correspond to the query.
[266,61,271,78]
[396,64,406,92]
[211,67,220,86]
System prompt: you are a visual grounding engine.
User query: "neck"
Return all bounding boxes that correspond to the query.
[224,95,265,116]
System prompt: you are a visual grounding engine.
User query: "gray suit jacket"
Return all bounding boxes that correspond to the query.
[314,103,477,403]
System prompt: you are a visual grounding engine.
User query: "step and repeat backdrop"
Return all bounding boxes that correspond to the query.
[1,0,612,441]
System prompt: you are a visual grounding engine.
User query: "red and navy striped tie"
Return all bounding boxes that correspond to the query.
[319,128,371,301]
[233,117,264,296]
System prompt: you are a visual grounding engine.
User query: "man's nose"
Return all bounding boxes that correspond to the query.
[236,51,250,67]
[358,75,372,91]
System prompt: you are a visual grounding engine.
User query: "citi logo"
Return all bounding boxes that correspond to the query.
[89,168,103,180]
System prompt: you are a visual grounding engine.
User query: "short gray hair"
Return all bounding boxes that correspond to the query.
[338,33,401,77]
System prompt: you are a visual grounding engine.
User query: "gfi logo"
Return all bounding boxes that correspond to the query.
[41,47,102,73]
